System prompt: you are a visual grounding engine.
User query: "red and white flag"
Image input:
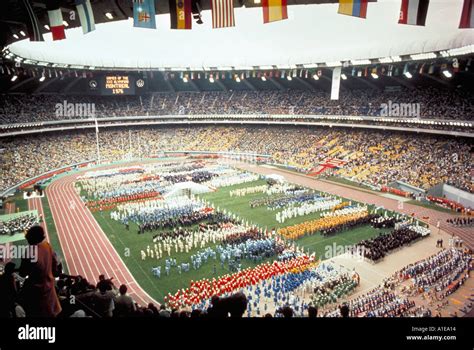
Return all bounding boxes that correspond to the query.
[399,0,430,26]
[211,0,235,28]
[47,8,66,40]
[459,0,474,28]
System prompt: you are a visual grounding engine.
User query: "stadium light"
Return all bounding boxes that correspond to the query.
[11,75,18,82]
[312,74,319,80]
[442,70,452,78]
[371,73,379,79]
[105,12,114,20]
[341,73,347,80]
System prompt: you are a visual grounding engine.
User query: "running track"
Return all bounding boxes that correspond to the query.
[238,163,474,248]
[46,173,157,307]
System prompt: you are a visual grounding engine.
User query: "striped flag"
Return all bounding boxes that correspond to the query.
[211,0,235,28]
[459,0,474,28]
[262,0,288,23]
[338,0,368,19]
[21,0,44,41]
[398,0,430,26]
[169,0,192,29]
[47,1,66,40]
[75,0,96,34]
[133,0,156,29]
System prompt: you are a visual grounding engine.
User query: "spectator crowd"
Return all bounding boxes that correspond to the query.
[1,126,472,194]
[1,87,472,124]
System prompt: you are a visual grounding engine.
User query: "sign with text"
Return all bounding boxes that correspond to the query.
[102,75,135,95]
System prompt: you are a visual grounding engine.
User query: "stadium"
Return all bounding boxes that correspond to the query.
[0,0,473,330]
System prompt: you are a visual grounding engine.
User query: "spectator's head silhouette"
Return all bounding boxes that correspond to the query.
[25,225,45,245]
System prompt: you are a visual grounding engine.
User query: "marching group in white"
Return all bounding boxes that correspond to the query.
[205,172,260,188]
[110,196,203,223]
[320,205,368,218]
[275,197,342,224]
[229,185,268,197]
[139,224,255,261]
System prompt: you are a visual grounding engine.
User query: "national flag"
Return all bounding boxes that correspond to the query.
[211,0,235,28]
[21,0,44,41]
[169,0,192,29]
[459,0,474,28]
[133,0,156,29]
[338,0,368,19]
[46,1,66,40]
[75,0,96,34]
[262,0,288,23]
[398,0,430,26]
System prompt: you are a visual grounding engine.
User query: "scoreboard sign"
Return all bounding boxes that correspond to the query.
[102,75,135,95]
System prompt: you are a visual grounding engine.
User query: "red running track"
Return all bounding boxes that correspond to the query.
[46,173,158,307]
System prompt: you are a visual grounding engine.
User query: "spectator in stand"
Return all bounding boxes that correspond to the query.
[113,284,136,317]
[92,282,116,318]
[158,304,171,318]
[0,262,20,318]
[18,225,62,317]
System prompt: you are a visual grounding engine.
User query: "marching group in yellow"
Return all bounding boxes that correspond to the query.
[277,210,370,240]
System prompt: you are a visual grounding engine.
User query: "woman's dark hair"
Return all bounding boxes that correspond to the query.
[25,225,45,245]
[226,292,248,318]
[340,303,350,317]
[190,309,202,318]
[119,284,127,295]
[308,306,318,318]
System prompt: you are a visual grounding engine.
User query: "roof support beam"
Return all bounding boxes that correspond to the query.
[295,77,315,91]
[187,79,200,92]
[33,77,59,93]
[63,77,83,93]
[9,76,34,92]
[242,79,257,91]
[268,78,285,90]
[421,73,452,88]
[216,80,228,91]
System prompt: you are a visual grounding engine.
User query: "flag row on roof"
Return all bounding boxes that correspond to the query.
[2,57,467,83]
[18,0,474,42]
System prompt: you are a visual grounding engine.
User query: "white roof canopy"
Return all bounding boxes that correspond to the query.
[7,0,473,69]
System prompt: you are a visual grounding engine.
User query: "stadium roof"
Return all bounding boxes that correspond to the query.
[6,0,474,70]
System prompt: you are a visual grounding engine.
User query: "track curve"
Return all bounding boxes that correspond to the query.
[46,172,158,307]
